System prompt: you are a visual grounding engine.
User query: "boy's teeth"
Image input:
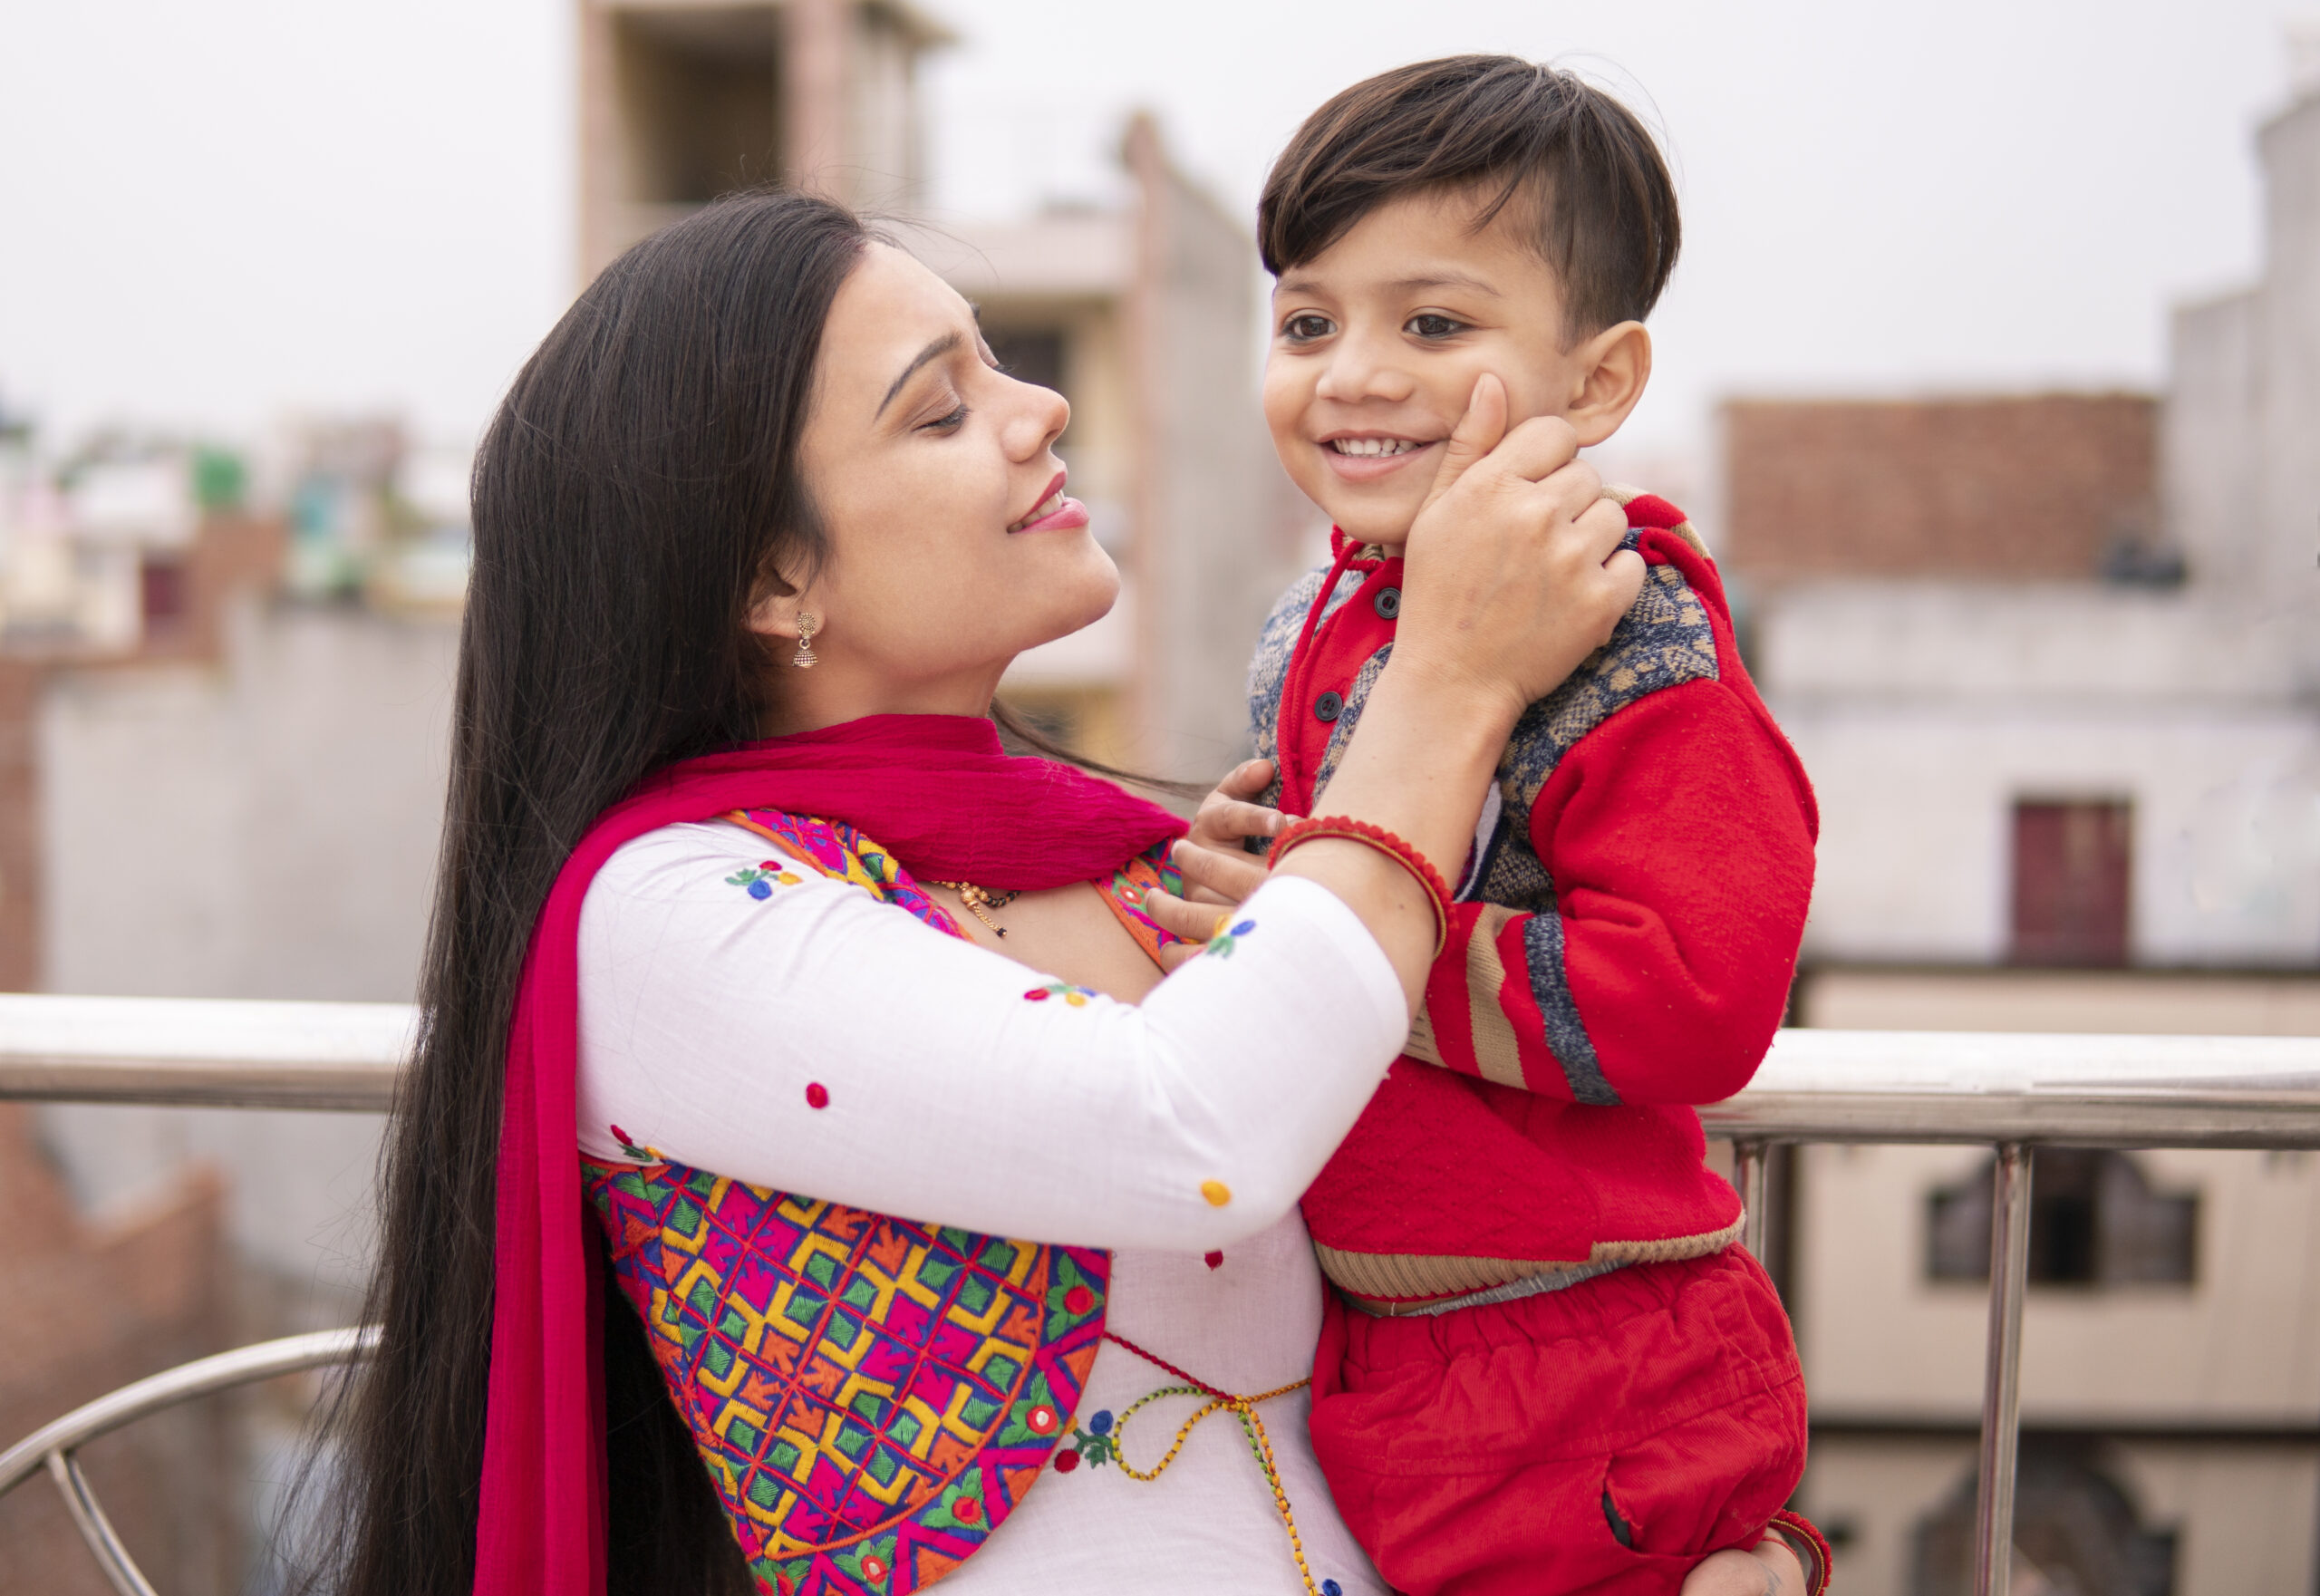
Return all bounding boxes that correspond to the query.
[1331,438,1418,457]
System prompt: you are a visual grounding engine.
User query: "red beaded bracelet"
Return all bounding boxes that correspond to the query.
[1267,816,1453,957]
[1765,1508,1833,1596]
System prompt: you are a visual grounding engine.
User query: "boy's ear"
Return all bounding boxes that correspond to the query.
[1564,321,1653,448]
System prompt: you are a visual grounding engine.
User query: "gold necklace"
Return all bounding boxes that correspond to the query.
[932,882,1021,937]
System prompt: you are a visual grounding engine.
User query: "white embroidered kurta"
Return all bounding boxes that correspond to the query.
[576,819,1407,1595]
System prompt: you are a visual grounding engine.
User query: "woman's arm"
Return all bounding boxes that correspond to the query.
[576,822,1406,1253]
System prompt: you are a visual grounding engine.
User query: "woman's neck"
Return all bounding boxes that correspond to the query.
[759,656,1011,740]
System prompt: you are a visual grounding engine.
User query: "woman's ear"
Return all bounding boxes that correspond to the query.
[1565,321,1653,448]
[745,582,807,644]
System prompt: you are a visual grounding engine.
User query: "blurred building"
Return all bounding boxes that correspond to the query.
[1723,70,2320,1596]
[0,427,459,1586]
[576,0,1293,773]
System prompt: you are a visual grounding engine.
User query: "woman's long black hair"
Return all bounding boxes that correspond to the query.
[331,190,871,1596]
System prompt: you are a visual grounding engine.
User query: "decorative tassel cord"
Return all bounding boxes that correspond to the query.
[1101,1330,1323,1596]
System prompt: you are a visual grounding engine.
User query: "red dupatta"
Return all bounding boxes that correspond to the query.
[472,713,1186,1595]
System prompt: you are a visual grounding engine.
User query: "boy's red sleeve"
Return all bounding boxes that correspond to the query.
[1411,678,1814,1106]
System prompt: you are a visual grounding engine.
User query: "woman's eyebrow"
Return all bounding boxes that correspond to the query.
[877,331,963,418]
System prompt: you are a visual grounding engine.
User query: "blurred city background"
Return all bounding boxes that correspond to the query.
[1,2,2316,1591]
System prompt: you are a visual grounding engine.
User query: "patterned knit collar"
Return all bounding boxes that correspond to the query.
[1326,525,1403,567]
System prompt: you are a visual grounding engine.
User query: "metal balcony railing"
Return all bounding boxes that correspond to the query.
[3,992,2317,1596]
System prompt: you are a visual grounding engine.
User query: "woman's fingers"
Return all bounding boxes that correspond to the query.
[1215,757,1275,800]
[1598,547,1648,631]
[1462,411,1584,488]
[1155,940,1203,973]
[1188,760,1285,847]
[1413,373,1511,521]
[1191,799,1290,847]
[1170,837,1269,904]
[1142,885,1229,943]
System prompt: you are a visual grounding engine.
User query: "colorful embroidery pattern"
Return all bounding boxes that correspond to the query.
[1022,982,1096,1006]
[1204,918,1258,958]
[729,860,807,900]
[726,811,959,934]
[1097,841,1191,963]
[589,811,1115,1596]
[587,1162,1106,1596]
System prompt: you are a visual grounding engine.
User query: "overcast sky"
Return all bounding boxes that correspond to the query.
[0,0,2306,466]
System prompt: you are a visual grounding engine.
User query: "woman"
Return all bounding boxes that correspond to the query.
[333,191,1810,1596]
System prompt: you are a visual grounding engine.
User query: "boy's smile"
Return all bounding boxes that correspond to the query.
[1263,186,1652,547]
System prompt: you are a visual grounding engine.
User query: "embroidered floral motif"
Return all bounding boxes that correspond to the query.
[1204,918,1257,958]
[725,859,804,900]
[608,1124,661,1162]
[1022,982,1097,1006]
[1054,1407,1116,1471]
[725,811,954,931]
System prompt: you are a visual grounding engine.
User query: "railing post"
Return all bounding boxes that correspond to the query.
[1973,1142,2034,1596]
[1734,1140,1769,1258]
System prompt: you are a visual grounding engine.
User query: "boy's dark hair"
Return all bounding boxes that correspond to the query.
[1259,55,1681,341]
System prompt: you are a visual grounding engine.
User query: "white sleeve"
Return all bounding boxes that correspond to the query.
[575,821,1406,1253]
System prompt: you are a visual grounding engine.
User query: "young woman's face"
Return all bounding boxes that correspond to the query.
[786,243,1118,709]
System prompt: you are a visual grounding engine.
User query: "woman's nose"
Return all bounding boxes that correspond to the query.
[1004,377,1070,459]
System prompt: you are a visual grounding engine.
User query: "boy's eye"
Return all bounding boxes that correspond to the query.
[1281,313,1335,343]
[1406,313,1467,339]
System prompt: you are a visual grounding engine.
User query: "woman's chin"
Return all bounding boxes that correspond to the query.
[1047,544,1123,626]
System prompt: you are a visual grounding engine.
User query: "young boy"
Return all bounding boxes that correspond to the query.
[1232,57,1823,1596]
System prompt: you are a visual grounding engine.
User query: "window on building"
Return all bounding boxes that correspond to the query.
[1913,1437,2176,1596]
[140,556,188,632]
[1927,1149,2196,1286]
[611,8,783,205]
[2009,798,2132,966]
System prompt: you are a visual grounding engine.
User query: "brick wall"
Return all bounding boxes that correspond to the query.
[1721,393,2158,584]
[0,1108,236,1595]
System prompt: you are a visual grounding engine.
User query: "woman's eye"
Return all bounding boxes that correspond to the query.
[922,402,970,433]
[1281,314,1334,343]
[1407,314,1466,339]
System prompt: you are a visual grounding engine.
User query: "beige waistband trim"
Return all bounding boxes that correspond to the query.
[1315,1214,1746,1310]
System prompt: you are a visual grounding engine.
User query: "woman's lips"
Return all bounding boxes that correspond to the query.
[1009,494,1089,534]
[1320,438,1442,484]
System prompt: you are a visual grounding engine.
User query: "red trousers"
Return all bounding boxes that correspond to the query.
[1310,1248,1807,1596]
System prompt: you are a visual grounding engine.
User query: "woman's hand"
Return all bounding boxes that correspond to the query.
[1679,1537,1809,1596]
[1266,373,1648,1007]
[1389,373,1648,726]
[1144,759,1292,971]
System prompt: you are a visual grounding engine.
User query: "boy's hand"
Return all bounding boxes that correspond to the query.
[1144,759,1294,969]
[1393,374,1647,721]
[1680,1539,1806,1596]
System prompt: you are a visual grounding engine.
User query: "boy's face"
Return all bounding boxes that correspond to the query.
[1263,186,1631,548]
